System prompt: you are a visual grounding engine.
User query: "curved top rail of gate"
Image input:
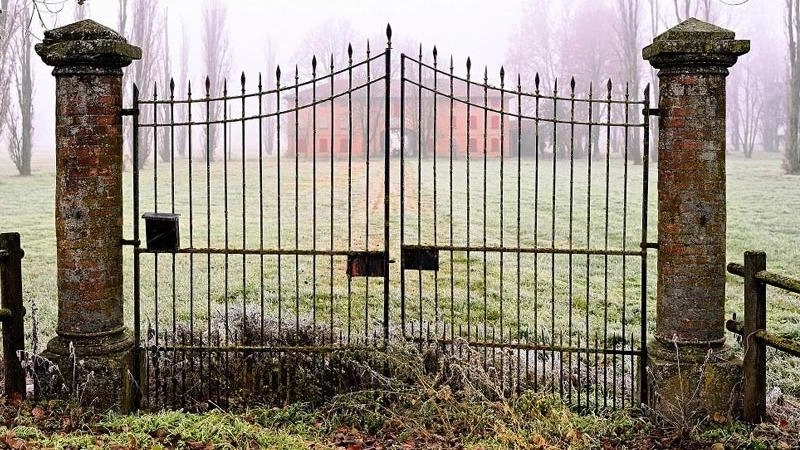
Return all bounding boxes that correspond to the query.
[135,47,391,128]
[399,52,649,128]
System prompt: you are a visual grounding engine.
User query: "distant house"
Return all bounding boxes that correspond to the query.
[284,77,512,158]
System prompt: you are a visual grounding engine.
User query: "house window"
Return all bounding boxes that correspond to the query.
[337,114,348,129]
[339,138,348,153]
[319,138,329,154]
[469,115,477,129]
[490,115,500,130]
[491,138,500,154]
[469,138,477,151]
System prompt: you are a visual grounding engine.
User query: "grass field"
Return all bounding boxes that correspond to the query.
[1,152,799,398]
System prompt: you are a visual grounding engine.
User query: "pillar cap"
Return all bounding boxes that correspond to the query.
[643,18,749,70]
[35,19,141,72]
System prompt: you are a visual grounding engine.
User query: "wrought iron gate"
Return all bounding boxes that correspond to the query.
[397,51,651,412]
[130,29,651,412]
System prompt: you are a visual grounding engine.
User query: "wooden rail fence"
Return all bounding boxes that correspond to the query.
[726,250,800,423]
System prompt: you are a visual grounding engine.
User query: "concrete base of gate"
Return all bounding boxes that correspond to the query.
[646,341,742,422]
[35,331,135,412]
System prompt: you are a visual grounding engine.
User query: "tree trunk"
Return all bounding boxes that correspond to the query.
[20,16,31,176]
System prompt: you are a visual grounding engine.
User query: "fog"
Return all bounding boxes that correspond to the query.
[1,0,787,166]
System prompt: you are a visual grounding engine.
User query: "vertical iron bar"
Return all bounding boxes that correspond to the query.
[258,74,265,342]
[433,48,439,332]
[568,77,575,405]
[400,54,406,335]
[466,57,472,343]
[585,82,594,405]
[603,79,613,409]
[621,82,630,408]
[640,84,650,406]
[241,73,247,341]
[383,26,392,344]
[169,78,181,408]
[417,45,423,341]
[449,56,455,343]
[365,42,372,337]
[482,66,488,351]
[347,47,353,343]
[329,55,335,343]
[312,58,318,337]
[533,73,540,390]
[222,78,230,406]
[131,83,142,408]
[550,78,557,393]
[276,67,283,334]
[294,67,300,334]
[152,82,162,406]
[187,80,195,401]
[515,73,524,387]
[204,76,212,404]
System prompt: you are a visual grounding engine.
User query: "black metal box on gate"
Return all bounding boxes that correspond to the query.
[142,213,180,252]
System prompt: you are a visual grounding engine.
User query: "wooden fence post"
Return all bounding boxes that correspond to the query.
[743,250,767,422]
[0,232,26,399]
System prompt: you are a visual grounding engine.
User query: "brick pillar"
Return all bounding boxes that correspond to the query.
[643,18,748,419]
[35,20,141,411]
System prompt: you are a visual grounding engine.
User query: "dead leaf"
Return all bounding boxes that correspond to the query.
[4,431,26,450]
[30,407,44,421]
[711,411,727,424]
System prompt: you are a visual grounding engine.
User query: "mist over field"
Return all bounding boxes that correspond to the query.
[0,0,788,169]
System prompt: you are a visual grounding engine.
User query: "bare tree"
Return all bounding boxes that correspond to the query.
[786,0,800,173]
[157,7,172,163]
[671,0,713,22]
[262,36,277,155]
[202,0,231,161]
[1,0,34,176]
[730,66,762,157]
[291,18,361,75]
[614,0,644,165]
[120,0,167,167]
[174,20,190,158]
[504,0,560,95]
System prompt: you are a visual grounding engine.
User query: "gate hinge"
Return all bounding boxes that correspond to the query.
[121,108,139,117]
[121,238,141,247]
[643,108,660,116]
[640,242,659,250]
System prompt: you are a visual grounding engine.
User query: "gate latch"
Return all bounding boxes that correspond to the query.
[402,245,439,271]
[347,251,387,277]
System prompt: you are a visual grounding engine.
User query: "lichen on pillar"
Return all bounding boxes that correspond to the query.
[35,19,141,411]
[642,18,749,421]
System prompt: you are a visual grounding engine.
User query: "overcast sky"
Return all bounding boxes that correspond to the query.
[17,0,783,161]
